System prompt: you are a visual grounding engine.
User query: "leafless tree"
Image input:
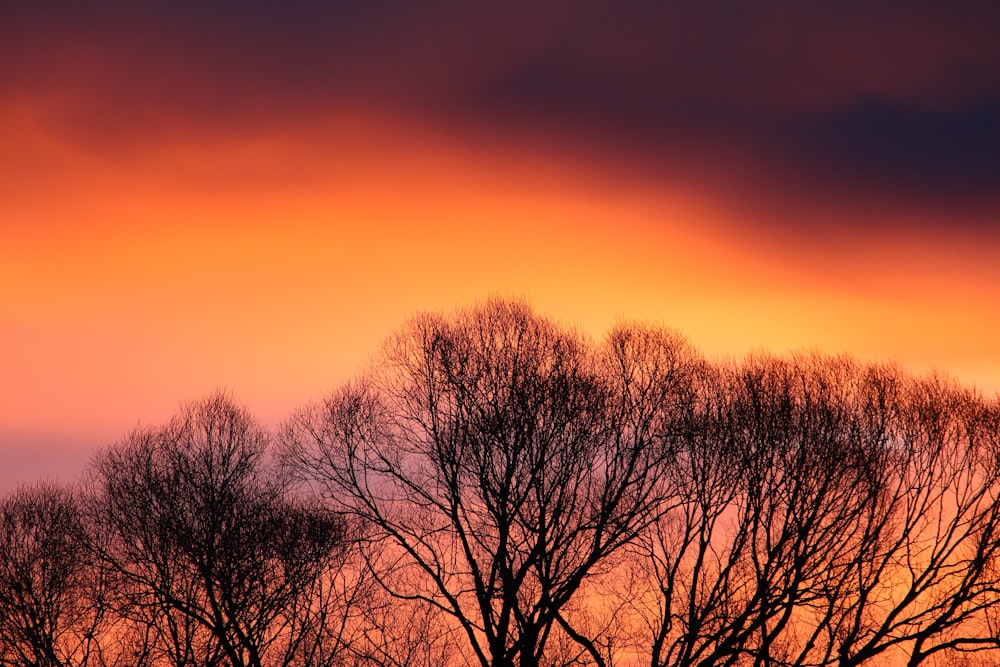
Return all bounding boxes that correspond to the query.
[8,302,1000,667]
[282,298,704,667]
[811,371,1000,667]
[86,391,353,667]
[0,481,110,667]
[625,354,1000,667]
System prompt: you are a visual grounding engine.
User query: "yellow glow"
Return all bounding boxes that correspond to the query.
[3,102,999,489]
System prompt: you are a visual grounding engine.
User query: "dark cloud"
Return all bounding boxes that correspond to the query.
[783,103,1000,196]
[3,1,999,229]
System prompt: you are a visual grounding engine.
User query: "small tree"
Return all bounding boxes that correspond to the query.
[0,482,108,667]
[87,391,352,667]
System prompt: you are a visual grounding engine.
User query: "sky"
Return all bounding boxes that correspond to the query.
[2,1,1000,492]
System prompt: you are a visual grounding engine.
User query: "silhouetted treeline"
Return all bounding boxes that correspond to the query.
[3,298,999,667]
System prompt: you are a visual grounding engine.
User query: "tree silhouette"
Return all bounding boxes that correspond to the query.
[623,354,1000,667]
[0,482,109,667]
[87,391,351,667]
[282,298,703,667]
[2,300,999,667]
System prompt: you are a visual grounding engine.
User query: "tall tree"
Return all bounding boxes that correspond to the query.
[282,298,703,667]
[625,354,1000,667]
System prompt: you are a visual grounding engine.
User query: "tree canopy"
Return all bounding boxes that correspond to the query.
[1,298,998,667]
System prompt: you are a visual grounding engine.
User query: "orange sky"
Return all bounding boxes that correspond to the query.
[2,3,999,491]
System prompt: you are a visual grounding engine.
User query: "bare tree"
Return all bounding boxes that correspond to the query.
[0,481,110,667]
[282,298,703,667]
[8,302,1000,667]
[812,371,1000,667]
[86,391,353,667]
[625,354,1000,667]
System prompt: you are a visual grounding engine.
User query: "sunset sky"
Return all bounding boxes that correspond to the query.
[2,2,999,491]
